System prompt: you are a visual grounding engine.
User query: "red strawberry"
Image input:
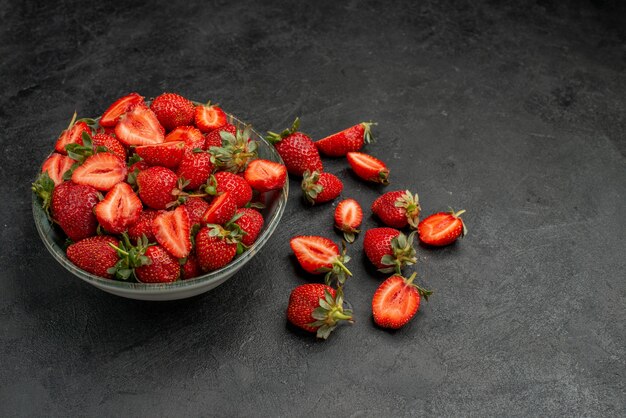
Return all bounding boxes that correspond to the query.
[95,182,142,234]
[286,284,352,339]
[66,235,120,279]
[99,92,145,128]
[301,170,343,204]
[41,153,74,185]
[183,197,210,226]
[152,206,191,258]
[372,190,421,229]
[51,181,99,241]
[71,152,127,191]
[265,118,323,176]
[150,93,195,131]
[334,198,363,243]
[128,159,149,174]
[194,103,227,133]
[181,254,202,280]
[135,245,180,283]
[418,209,467,246]
[55,113,91,155]
[315,122,375,157]
[204,171,252,207]
[176,151,213,190]
[91,133,127,160]
[136,166,178,209]
[115,106,165,146]
[290,236,352,285]
[233,208,264,246]
[202,192,237,225]
[205,123,236,149]
[363,228,417,274]
[244,159,287,192]
[128,209,163,242]
[346,152,389,184]
[165,126,205,152]
[135,141,185,168]
[195,226,238,271]
[372,273,432,329]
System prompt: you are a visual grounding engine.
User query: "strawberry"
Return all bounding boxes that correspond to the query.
[91,133,127,160]
[372,273,432,329]
[152,206,191,258]
[290,236,352,286]
[202,192,237,225]
[244,159,287,192]
[346,152,389,184]
[176,151,213,190]
[286,284,352,339]
[233,208,264,246]
[135,140,185,168]
[418,209,467,246]
[51,181,99,241]
[183,197,210,226]
[135,245,180,283]
[95,182,142,234]
[150,93,195,131]
[99,92,145,128]
[127,209,162,242]
[363,228,417,274]
[372,190,421,229]
[41,153,74,185]
[181,253,202,280]
[194,102,227,133]
[334,198,363,243]
[204,171,252,207]
[210,125,258,173]
[136,166,178,209]
[266,118,323,176]
[165,126,205,152]
[115,106,165,146]
[66,235,120,279]
[71,152,127,191]
[55,113,91,155]
[301,170,343,204]
[195,225,238,271]
[315,122,375,157]
[205,123,236,149]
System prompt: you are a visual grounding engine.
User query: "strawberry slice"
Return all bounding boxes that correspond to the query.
[71,152,127,191]
[289,236,352,285]
[334,198,363,243]
[55,114,91,155]
[94,182,142,234]
[418,209,467,246]
[152,206,191,258]
[99,93,145,128]
[346,151,390,185]
[41,153,74,185]
[201,192,237,225]
[372,273,431,329]
[195,103,227,133]
[244,159,287,192]
[135,141,185,168]
[165,126,205,151]
[115,106,165,146]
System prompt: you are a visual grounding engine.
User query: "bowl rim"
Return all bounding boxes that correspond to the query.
[32,113,288,295]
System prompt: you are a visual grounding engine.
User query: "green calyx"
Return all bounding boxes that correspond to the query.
[361,121,377,144]
[403,272,433,301]
[209,125,258,173]
[206,223,243,245]
[31,172,55,220]
[394,190,421,229]
[308,288,354,339]
[449,207,468,237]
[321,242,353,287]
[301,170,323,205]
[379,231,417,274]
[265,117,300,144]
[107,233,153,281]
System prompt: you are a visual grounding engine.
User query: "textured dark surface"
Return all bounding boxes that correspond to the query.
[1,0,625,416]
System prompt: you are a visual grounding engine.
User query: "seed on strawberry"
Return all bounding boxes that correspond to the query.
[135,140,185,168]
[176,151,213,190]
[233,208,264,247]
[372,190,421,229]
[363,227,417,274]
[41,153,74,186]
[290,236,352,286]
[99,92,145,128]
[195,102,227,133]
[286,284,352,339]
[152,206,191,258]
[346,151,389,184]
[92,133,127,160]
[418,209,467,246]
[136,166,179,209]
[150,92,195,131]
[165,126,205,152]
[183,197,210,226]
[244,159,287,192]
[205,123,236,149]
[94,182,142,234]
[195,225,238,272]
[315,122,376,157]
[127,209,163,242]
[135,245,180,283]
[66,235,120,279]
[51,181,99,241]
[71,152,127,191]
[55,113,91,155]
[209,125,258,173]
[334,198,363,243]
[301,170,343,205]
[372,272,432,329]
[202,192,237,225]
[115,106,165,146]
[181,253,202,280]
[266,117,323,176]
[203,171,252,207]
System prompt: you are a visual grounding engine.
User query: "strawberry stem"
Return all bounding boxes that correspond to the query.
[334,259,352,277]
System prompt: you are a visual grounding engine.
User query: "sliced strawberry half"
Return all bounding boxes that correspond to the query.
[346,151,390,185]
[95,182,142,234]
[135,140,185,168]
[372,273,432,329]
[244,159,287,192]
[418,209,467,246]
[99,93,145,128]
[194,103,227,133]
[334,198,363,243]
[41,153,74,185]
[115,106,165,146]
[289,235,352,285]
[201,192,237,225]
[71,152,127,191]
[55,114,91,155]
[165,126,205,152]
[152,206,191,258]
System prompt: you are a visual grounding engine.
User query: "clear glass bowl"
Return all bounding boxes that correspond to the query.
[32,115,288,301]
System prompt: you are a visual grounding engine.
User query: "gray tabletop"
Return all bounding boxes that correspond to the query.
[1,0,625,416]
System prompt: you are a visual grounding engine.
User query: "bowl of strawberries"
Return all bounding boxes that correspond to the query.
[32,92,288,301]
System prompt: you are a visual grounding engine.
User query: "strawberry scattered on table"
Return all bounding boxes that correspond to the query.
[266,118,323,176]
[346,151,390,184]
[418,209,467,246]
[372,273,432,329]
[315,122,376,157]
[334,198,363,243]
[301,170,343,204]
[372,190,421,229]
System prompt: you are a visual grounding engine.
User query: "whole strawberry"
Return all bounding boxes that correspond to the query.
[181,254,202,280]
[135,245,180,283]
[204,171,252,207]
[372,190,421,229]
[91,133,127,160]
[195,225,239,272]
[183,197,210,226]
[363,227,417,274]
[315,122,376,157]
[418,209,467,246]
[150,92,195,131]
[136,166,178,209]
[177,151,213,190]
[334,198,363,243]
[301,170,343,204]
[286,284,352,339]
[51,181,99,241]
[205,123,236,149]
[266,118,323,176]
[372,272,432,329]
[233,208,264,247]
[66,235,119,279]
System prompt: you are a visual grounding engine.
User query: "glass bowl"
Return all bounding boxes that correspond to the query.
[32,115,288,301]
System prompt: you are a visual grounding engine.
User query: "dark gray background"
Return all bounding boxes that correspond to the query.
[1,0,625,416]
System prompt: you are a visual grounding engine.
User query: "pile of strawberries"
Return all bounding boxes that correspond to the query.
[271,119,468,338]
[33,92,287,283]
